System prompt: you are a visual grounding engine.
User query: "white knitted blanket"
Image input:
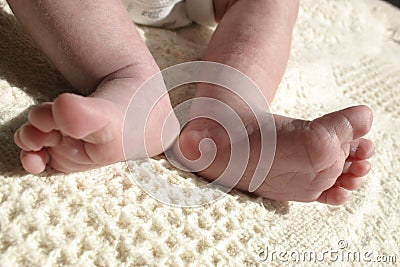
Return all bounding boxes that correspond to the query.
[0,0,399,266]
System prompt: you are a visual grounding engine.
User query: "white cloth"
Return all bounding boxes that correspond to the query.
[121,0,217,28]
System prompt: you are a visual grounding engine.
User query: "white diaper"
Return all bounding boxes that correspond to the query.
[121,0,216,29]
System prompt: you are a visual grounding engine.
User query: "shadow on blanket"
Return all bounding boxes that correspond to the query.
[0,9,71,101]
[0,8,72,175]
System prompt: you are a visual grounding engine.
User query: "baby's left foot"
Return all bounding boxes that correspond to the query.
[14,91,177,173]
[175,106,374,205]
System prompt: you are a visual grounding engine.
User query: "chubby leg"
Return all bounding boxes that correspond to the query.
[175,0,375,204]
[9,0,179,173]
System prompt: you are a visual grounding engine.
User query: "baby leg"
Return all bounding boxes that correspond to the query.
[175,0,374,204]
[9,0,179,173]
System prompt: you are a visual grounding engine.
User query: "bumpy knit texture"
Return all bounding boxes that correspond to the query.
[0,0,399,266]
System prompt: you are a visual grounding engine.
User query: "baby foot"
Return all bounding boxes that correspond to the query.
[14,91,178,173]
[175,105,374,205]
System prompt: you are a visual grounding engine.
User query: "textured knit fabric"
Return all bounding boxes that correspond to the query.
[0,0,399,266]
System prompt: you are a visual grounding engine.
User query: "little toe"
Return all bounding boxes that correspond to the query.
[316,105,373,143]
[28,103,56,133]
[20,150,49,174]
[18,123,62,151]
[336,174,363,191]
[317,186,348,205]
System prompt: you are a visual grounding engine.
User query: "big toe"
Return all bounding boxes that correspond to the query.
[173,127,218,171]
[315,105,373,143]
[52,93,121,143]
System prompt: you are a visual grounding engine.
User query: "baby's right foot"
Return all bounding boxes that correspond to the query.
[175,105,374,205]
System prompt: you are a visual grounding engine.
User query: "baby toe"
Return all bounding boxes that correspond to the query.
[336,174,363,191]
[52,93,113,140]
[317,186,348,205]
[315,105,373,144]
[348,160,371,177]
[14,128,29,151]
[351,138,375,160]
[19,123,61,151]
[28,102,56,133]
[20,149,49,174]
